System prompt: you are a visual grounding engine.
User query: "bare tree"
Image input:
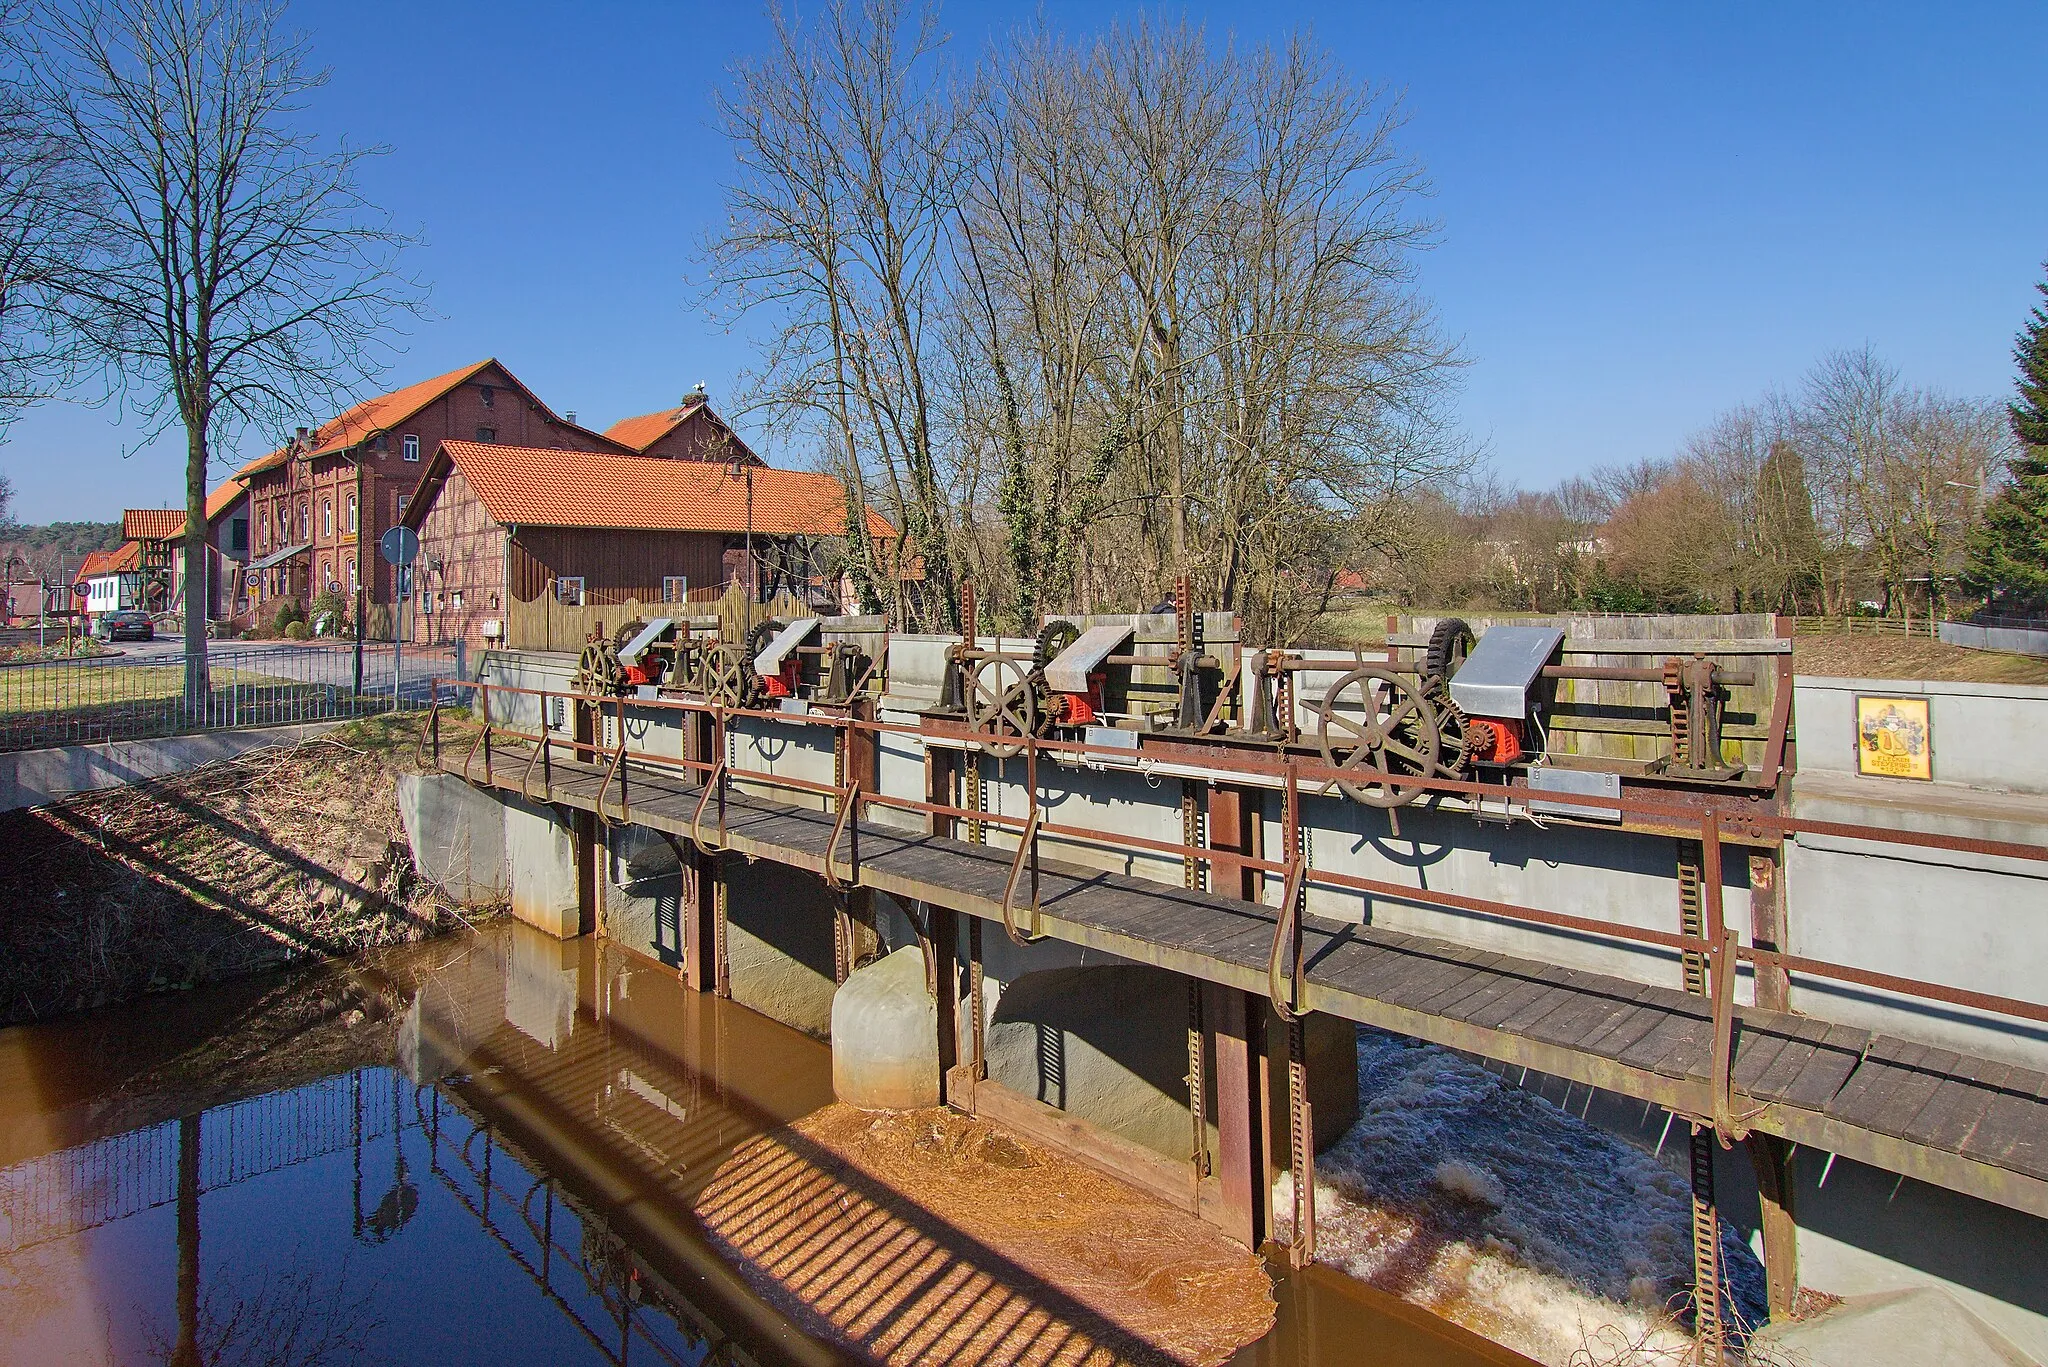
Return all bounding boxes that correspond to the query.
[710,0,964,630]
[0,1,88,430]
[33,0,418,700]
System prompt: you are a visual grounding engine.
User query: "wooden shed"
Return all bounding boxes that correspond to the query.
[400,439,896,652]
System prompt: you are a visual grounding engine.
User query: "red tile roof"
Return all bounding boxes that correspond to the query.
[242,359,498,476]
[76,542,142,584]
[418,441,896,540]
[121,509,185,541]
[119,482,247,542]
[603,401,705,453]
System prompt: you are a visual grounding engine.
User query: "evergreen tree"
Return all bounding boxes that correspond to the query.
[1962,266,2048,612]
[1754,440,1823,612]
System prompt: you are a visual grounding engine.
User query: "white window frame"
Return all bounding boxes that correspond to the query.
[347,493,357,533]
[555,576,585,606]
[662,575,688,604]
[402,434,420,462]
[322,499,332,537]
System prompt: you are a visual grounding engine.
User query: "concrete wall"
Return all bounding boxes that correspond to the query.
[1940,620,2048,659]
[1794,674,2048,794]
[0,721,345,812]
[1785,785,2048,1068]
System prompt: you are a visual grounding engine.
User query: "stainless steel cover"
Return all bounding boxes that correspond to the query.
[1045,624,1134,694]
[1447,625,1564,719]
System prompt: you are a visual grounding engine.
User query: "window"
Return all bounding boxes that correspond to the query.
[298,501,309,540]
[662,575,688,604]
[396,494,411,521]
[347,557,357,591]
[451,590,464,610]
[479,385,495,409]
[402,434,419,462]
[555,576,585,606]
[230,518,247,554]
[475,426,496,443]
[321,499,332,537]
[347,493,358,533]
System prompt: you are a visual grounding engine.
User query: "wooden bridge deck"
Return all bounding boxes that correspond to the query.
[443,743,2048,1219]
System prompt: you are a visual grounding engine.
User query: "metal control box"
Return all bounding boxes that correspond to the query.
[1526,766,1622,822]
[1448,625,1564,719]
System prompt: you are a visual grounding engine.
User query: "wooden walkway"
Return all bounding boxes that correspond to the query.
[444,743,2048,1220]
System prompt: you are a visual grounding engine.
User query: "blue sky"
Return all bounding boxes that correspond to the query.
[5,1,2044,524]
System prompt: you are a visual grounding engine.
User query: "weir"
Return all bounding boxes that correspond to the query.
[408,609,2048,1362]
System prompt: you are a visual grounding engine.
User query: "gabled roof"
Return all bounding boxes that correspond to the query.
[122,509,184,541]
[603,401,706,452]
[241,359,499,477]
[119,481,249,544]
[76,542,141,583]
[405,441,896,541]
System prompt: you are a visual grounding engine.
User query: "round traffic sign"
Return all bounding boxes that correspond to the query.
[380,526,420,567]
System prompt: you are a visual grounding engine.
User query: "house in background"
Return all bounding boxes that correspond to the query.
[76,543,143,624]
[602,389,765,465]
[239,359,628,621]
[120,480,253,623]
[399,439,895,652]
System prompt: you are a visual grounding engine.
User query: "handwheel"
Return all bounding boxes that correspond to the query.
[704,643,751,708]
[966,657,1038,759]
[576,640,625,695]
[1316,667,1441,807]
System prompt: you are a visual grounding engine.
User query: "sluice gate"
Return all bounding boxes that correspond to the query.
[418,606,2048,1362]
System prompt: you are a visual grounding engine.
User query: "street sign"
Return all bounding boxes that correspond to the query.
[380,526,420,567]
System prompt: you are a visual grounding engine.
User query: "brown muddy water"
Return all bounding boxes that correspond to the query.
[0,925,1527,1367]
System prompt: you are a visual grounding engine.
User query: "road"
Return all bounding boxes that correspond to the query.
[68,634,462,704]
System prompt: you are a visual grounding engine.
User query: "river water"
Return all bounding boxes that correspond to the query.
[0,924,1661,1366]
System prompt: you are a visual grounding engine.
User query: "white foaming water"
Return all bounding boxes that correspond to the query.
[1276,1029,1768,1367]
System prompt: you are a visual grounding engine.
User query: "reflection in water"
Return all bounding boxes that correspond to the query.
[0,924,1532,1367]
[0,925,839,1366]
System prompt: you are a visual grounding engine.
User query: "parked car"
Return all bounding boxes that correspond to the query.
[96,610,154,642]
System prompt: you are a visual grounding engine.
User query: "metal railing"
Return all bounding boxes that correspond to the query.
[428,676,2048,1150]
[0,640,462,752]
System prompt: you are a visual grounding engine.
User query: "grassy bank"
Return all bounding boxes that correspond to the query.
[0,712,496,1028]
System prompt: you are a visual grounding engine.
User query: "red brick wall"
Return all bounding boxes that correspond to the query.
[639,407,763,464]
[244,362,618,616]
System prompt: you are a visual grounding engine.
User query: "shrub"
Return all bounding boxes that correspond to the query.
[271,600,305,633]
[309,587,349,636]
[282,620,311,641]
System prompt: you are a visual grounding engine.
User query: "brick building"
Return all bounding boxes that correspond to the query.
[603,391,765,464]
[240,360,627,622]
[400,439,894,651]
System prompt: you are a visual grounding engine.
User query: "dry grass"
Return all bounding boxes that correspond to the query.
[0,712,493,1026]
[1788,632,2048,685]
[1309,608,2048,686]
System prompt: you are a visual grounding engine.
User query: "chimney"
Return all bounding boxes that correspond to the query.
[565,411,577,426]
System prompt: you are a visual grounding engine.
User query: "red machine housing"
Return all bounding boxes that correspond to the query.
[1466,716,1525,766]
[1050,672,1107,726]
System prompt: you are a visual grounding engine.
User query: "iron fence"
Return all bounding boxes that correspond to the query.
[0,640,464,752]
